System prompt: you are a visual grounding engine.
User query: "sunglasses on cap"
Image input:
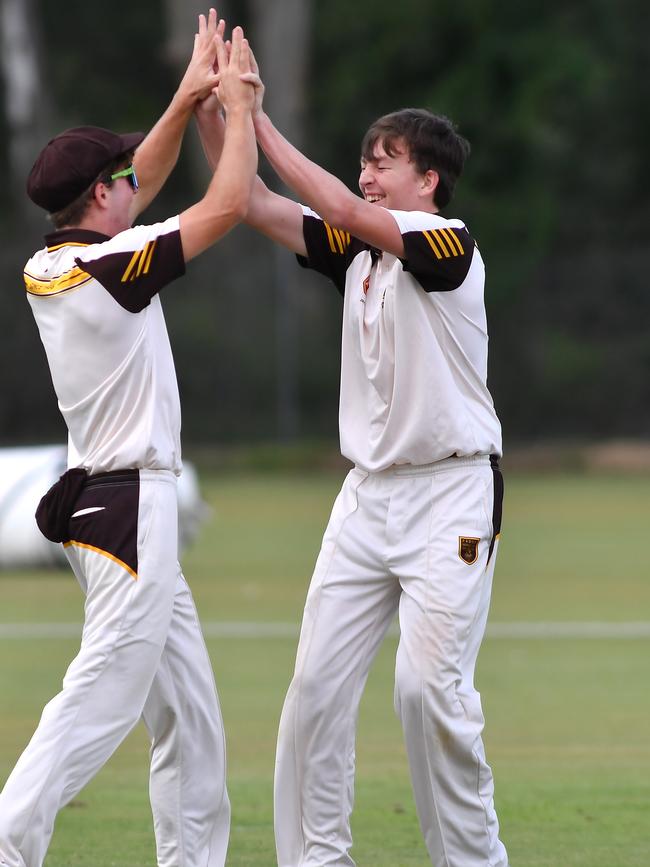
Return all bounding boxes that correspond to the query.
[109,164,139,192]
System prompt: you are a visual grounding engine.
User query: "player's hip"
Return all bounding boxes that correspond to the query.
[325,456,502,572]
[64,468,178,582]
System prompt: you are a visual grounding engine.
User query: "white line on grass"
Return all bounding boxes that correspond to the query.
[0,621,649,640]
[486,621,650,639]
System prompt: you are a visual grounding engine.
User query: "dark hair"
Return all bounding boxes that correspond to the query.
[48,154,130,229]
[361,109,470,209]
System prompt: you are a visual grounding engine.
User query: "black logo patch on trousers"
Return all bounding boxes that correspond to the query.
[458,536,480,565]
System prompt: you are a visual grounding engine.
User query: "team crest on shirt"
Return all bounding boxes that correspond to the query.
[458,536,480,565]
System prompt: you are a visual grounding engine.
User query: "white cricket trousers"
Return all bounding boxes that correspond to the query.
[274,456,508,867]
[0,469,229,867]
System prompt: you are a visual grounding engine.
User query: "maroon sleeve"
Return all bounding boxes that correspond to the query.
[297,212,365,297]
[75,223,186,313]
[401,225,475,293]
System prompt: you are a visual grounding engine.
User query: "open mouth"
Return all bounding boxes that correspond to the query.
[365,194,385,204]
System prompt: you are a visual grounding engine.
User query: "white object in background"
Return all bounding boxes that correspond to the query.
[0,445,208,569]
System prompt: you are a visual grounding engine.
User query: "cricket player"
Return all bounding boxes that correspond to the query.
[0,15,256,867]
[195,46,509,867]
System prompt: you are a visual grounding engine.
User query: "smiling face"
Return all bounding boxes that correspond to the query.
[359,109,471,211]
[358,138,438,214]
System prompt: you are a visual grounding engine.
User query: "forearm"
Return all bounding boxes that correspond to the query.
[194,101,226,172]
[195,103,268,209]
[245,178,307,254]
[254,110,360,230]
[212,107,257,215]
[180,106,257,261]
[131,89,196,217]
[196,104,306,253]
[254,109,405,256]
[196,103,275,218]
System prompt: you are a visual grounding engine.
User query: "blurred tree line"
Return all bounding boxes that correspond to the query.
[0,0,648,449]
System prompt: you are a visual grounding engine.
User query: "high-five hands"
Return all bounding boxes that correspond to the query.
[214,26,256,114]
[238,46,265,117]
[177,8,224,105]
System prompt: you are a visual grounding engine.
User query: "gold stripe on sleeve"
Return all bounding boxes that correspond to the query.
[121,249,141,283]
[142,240,157,275]
[134,242,153,279]
[440,227,464,256]
[324,222,338,253]
[423,230,443,260]
[331,227,345,254]
[432,229,451,257]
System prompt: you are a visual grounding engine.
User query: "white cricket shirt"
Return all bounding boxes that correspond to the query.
[299,206,502,472]
[24,217,186,475]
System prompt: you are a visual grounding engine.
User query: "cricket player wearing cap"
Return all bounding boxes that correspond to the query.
[195,49,508,867]
[0,13,256,867]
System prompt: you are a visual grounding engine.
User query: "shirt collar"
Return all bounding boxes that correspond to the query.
[44,227,111,250]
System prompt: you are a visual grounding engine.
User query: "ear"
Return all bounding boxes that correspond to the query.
[419,169,439,199]
[92,181,110,209]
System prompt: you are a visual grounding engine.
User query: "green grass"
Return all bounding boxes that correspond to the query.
[1,470,649,866]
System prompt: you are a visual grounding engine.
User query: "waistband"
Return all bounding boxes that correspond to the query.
[363,453,497,478]
[85,468,177,488]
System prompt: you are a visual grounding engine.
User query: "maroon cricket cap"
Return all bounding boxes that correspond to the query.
[26,126,146,213]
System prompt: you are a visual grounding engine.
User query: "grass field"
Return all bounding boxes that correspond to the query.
[1,469,649,866]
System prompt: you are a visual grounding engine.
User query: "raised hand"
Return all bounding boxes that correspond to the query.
[177,8,224,105]
[239,45,265,117]
[215,26,256,114]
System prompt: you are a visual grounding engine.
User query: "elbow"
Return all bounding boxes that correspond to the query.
[231,179,257,224]
[221,193,249,228]
[238,194,252,224]
[231,199,249,225]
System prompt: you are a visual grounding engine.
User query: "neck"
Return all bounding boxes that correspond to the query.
[73,211,115,235]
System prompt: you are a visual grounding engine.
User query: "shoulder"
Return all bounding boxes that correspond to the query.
[387,209,468,235]
[73,216,185,313]
[395,211,479,294]
[24,245,48,273]
[76,216,181,264]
